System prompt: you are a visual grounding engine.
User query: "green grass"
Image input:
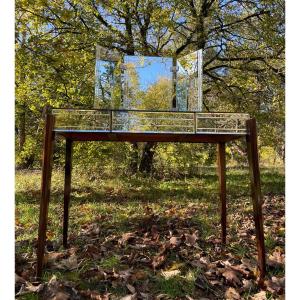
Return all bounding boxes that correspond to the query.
[99,255,121,269]
[15,166,285,298]
[18,294,39,300]
[152,273,196,297]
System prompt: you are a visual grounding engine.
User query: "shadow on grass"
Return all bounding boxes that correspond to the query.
[15,169,284,208]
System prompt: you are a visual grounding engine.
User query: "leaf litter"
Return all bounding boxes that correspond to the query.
[15,195,285,299]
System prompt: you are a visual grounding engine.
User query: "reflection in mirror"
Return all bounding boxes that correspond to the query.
[94,46,203,112]
[177,50,203,111]
[123,56,173,110]
[94,45,122,109]
[95,60,118,108]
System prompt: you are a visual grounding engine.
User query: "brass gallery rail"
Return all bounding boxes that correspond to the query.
[52,109,250,135]
[36,109,266,285]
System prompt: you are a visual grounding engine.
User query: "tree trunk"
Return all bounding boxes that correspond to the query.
[139,142,157,173]
[129,142,139,173]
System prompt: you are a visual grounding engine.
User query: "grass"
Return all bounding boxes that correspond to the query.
[15,166,285,298]
[152,273,196,297]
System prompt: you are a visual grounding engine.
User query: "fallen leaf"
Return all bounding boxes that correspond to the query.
[44,252,65,265]
[82,244,102,259]
[119,232,136,246]
[118,269,132,281]
[81,223,100,236]
[241,279,256,292]
[55,254,78,270]
[195,274,210,290]
[15,274,44,296]
[15,273,26,285]
[267,247,285,268]
[140,292,150,299]
[79,289,103,300]
[222,269,242,287]
[41,275,77,300]
[265,276,285,294]
[251,291,267,300]
[156,294,169,299]
[151,225,159,240]
[48,291,70,300]
[184,232,198,246]
[190,260,207,269]
[131,270,147,280]
[241,258,257,271]
[161,269,180,279]
[126,283,136,294]
[225,287,241,299]
[120,294,137,300]
[169,236,181,247]
[152,255,166,269]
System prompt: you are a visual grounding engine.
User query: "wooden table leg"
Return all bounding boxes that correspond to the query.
[217,142,227,245]
[246,118,266,283]
[36,114,55,279]
[63,139,73,248]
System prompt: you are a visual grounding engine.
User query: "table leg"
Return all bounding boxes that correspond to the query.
[36,114,55,279]
[246,118,266,283]
[63,139,73,248]
[217,142,227,245]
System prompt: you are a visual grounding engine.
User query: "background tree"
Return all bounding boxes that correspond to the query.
[15,0,285,171]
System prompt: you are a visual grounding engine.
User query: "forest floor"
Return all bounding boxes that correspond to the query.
[15,167,285,300]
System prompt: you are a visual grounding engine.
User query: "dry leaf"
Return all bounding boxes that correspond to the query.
[131,270,147,280]
[152,255,166,269]
[195,274,209,290]
[44,252,65,265]
[251,291,267,300]
[81,223,100,236]
[126,284,136,294]
[241,279,256,292]
[83,244,101,259]
[48,291,70,300]
[140,293,150,299]
[15,274,44,296]
[161,269,180,279]
[151,225,159,240]
[79,289,103,300]
[222,269,242,287]
[241,258,257,271]
[15,273,26,285]
[265,276,285,294]
[120,294,137,300]
[225,287,241,299]
[119,232,136,246]
[41,275,75,300]
[184,232,198,246]
[267,247,285,268]
[169,236,181,247]
[190,260,207,269]
[55,254,78,270]
[156,294,169,299]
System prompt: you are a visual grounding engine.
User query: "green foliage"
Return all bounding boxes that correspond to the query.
[153,273,196,297]
[16,136,39,168]
[15,0,285,170]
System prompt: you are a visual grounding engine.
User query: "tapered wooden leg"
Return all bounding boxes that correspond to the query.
[63,139,73,248]
[217,142,227,245]
[36,114,55,279]
[246,118,266,283]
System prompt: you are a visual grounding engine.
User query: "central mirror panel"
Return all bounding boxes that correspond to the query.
[123,56,174,110]
[94,46,203,111]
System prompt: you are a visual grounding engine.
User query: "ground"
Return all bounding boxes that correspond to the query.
[15,167,285,300]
